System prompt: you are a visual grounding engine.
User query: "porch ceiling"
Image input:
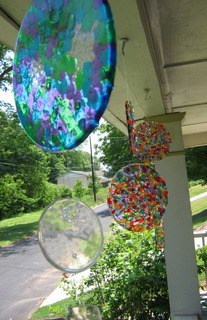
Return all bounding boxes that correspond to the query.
[0,0,206,148]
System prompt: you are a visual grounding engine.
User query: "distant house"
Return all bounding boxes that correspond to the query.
[57,170,111,189]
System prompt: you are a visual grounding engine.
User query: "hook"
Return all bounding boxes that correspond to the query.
[121,38,129,56]
[144,88,151,101]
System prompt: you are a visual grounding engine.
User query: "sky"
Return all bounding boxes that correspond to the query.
[0,89,15,105]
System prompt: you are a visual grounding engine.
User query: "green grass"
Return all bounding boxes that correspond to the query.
[191,197,207,216]
[191,196,207,228]
[0,210,42,247]
[189,185,207,229]
[30,291,95,320]
[189,184,207,198]
[80,187,107,207]
[192,210,207,229]
[30,297,74,319]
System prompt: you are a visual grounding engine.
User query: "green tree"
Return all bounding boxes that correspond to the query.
[0,44,13,91]
[95,122,137,177]
[47,153,67,183]
[0,109,49,216]
[42,182,72,206]
[66,149,100,171]
[185,146,207,183]
[0,175,28,218]
[73,179,86,198]
[87,173,101,194]
[47,150,100,184]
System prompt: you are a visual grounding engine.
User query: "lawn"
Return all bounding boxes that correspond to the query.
[30,297,75,320]
[192,209,207,229]
[190,185,207,229]
[0,210,42,247]
[189,184,207,198]
[191,197,207,216]
[78,187,107,207]
[30,290,96,320]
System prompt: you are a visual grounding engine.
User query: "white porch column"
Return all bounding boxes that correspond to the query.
[151,113,201,319]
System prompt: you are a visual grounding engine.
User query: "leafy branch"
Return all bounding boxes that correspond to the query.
[0,65,12,82]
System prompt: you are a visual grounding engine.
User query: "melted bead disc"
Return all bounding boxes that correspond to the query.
[131,120,171,162]
[125,101,171,162]
[13,0,116,152]
[107,163,168,232]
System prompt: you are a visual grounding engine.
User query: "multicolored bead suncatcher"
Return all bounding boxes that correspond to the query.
[13,0,116,152]
[125,101,171,162]
[107,101,171,248]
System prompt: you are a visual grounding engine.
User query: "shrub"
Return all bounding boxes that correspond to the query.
[196,245,207,284]
[41,182,72,207]
[62,224,170,320]
[73,179,86,198]
[87,173,102,194]
[188,180,205,188]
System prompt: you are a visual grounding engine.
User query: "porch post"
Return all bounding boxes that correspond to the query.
[151,113,201,319]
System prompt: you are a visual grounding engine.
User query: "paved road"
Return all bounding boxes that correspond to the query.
[0,237,62,320]
[0,203,112,320]
[94,203,113,234]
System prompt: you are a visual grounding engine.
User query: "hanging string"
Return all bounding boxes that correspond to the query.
[121,38,130,101]
[120,38,147,119]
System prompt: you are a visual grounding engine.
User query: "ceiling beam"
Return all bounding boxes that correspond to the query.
[0,7,19,50]
[183,132,207,148]
[136,0,172,113]
[164,58,207,69]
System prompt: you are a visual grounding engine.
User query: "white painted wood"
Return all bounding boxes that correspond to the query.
[172,316,198,320]
[173,316,198,320]
[156,117,201,318]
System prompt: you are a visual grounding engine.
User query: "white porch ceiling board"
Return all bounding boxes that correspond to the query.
[165,63,207,108]
[0,0,31,50]
[0,0,31,27]
[172,104,207,127]
[0,10,18,50]
[183,132,207,148]
[107,68,146,125]
[107,0,166,117]
[157,0,207,66]
[142,0,207,147]
[182,122,207,135]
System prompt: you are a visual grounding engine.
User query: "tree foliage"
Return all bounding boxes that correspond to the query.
[95,122,137,177]
[0,110,49,193]
[185,146,207,183]
[47,153,67,183]
[47,149,100,184]
[0,109,50,217]
[73,179,86,198]
[87,173,102,194]
[0,108,99,218]
[0,44,13,91]
[63,225,170,320]
[66,149,100,171]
